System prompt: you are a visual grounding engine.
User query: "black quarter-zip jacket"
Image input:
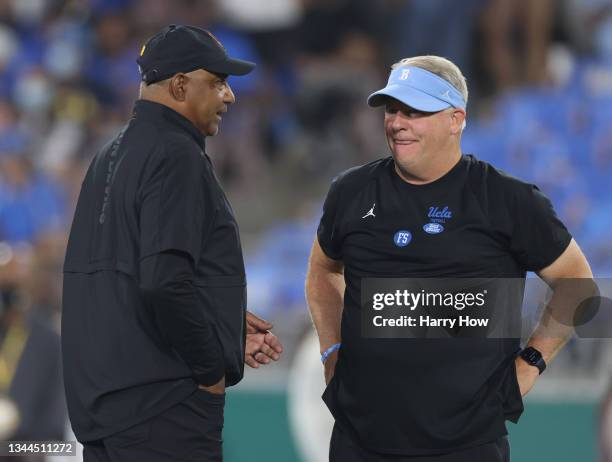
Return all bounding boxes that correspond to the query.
[62,100,246,442]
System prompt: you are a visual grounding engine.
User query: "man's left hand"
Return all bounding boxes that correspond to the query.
[515,357,540,397]
[245,312,283,368]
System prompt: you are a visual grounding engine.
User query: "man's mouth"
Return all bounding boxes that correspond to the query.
[393,139,418,145]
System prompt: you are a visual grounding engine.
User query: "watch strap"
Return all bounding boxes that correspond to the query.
[519,346,546,374]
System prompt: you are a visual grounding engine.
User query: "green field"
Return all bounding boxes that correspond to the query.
[224,390,597,462]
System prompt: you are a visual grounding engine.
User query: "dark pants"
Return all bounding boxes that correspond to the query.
[329,424,510,462]
[82,388,225,462]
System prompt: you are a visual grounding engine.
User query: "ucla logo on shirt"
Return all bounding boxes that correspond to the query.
[428,206,452,221]
[393,230,412,247]
[423,223,444,234]
[423,206,451,235]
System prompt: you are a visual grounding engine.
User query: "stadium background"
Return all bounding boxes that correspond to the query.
[0,0,610,460]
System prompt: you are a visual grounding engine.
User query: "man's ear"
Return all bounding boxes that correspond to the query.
[450,109,467,135]
[169,74,188,102]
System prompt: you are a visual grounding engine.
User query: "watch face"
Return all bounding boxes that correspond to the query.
[521,347,545,374]
[522,348,541,364]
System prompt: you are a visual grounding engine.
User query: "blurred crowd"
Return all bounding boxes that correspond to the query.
[0,0,611,454]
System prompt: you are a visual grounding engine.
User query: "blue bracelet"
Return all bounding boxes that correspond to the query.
[321,343,341,363]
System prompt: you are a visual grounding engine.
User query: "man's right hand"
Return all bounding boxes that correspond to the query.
[306,239,345,386]
[323,349,339,385]
[198,376,225,394]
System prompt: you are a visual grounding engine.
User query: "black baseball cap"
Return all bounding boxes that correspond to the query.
[137,24,256,84]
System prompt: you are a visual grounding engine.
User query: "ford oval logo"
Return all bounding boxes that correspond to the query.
[423,223,444,234]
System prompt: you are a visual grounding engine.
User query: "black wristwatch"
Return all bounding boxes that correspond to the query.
[519,347,546,375]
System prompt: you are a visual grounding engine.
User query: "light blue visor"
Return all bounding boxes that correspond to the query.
[367,66,466,112]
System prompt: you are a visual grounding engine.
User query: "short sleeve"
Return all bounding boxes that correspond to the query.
[508,184,572,272]
[317,176,343,260]
[139,147,207,263]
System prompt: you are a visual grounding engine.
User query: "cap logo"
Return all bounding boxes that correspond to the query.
[205,30,226,52]
[140,44,146,56]
[399,69,411,80]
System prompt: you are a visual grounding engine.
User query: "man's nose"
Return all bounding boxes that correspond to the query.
[390,113,406,131]
[224,84,236,104]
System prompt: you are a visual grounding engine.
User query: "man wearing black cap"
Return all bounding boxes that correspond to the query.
[62,25,283,461]
[306,55,593,461]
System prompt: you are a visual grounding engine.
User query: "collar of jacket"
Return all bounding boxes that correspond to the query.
[132,99,206,150]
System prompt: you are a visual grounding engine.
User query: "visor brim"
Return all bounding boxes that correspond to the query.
[367,84,452,112]
[205,57,256,76]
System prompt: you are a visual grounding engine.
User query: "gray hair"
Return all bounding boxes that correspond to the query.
[392,56,468,104]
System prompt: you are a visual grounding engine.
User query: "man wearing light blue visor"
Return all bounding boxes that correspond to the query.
[307,56,592,461]
[366,59,468,186]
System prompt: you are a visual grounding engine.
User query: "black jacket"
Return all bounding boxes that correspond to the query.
[62,100,246,442]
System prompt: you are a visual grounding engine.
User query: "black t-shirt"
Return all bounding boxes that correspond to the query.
[62,100,246,442]
[317,155,572,456]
